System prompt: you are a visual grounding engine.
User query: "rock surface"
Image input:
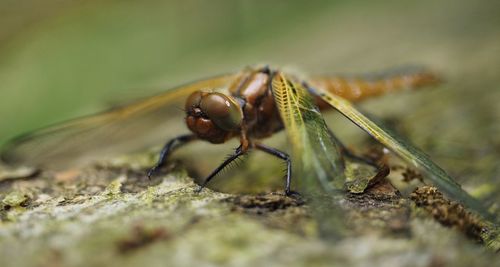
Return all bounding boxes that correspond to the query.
[0,157,498,267]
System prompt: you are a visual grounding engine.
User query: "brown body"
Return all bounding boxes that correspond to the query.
[185,67,439,151]
[310,71,440,109]
[227,70,282,139]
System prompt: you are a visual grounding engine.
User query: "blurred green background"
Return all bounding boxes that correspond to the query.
[1,0,497,143]
[0,0,499,199]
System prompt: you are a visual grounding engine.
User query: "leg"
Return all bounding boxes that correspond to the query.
[325,127,390,180]
[326,127,378,167]
[255,143,292,195]
[147,134,197,179]
[197,145,245,192]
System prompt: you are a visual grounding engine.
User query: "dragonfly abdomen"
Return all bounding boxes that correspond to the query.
[310,70,440,107]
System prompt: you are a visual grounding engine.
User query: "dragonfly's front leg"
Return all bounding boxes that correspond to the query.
[147,134,197,179]
[255,143,292,195]
[196,145,245,193]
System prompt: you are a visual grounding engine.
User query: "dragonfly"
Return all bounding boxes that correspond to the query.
[0,66,494,221]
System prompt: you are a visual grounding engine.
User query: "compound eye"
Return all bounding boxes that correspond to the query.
[200,92,242,131]
[185,91,204,113]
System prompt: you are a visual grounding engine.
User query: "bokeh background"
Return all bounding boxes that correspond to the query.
[1,1,500,266]
[0,0,499,198]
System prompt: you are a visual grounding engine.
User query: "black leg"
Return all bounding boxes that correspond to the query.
[147,134,197,179]
[327,128,390,180]
[196,145,245,193]
[255,143,292,195]
[324,127,377,166]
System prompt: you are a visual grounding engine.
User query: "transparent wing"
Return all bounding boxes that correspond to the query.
[310,86,495,221]
[1,74,237,169]
[271,72,347,239]
[271,72,345,194]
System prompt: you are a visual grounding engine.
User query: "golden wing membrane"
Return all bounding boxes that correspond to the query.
[271,72,344,194]
[310,87,495,221]
[1,74,237,169]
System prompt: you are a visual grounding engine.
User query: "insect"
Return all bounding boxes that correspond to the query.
[0,66,493,221]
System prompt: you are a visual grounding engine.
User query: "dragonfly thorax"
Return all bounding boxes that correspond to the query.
[185,91,243,143]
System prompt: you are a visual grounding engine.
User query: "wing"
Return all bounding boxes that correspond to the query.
[271,72,347,239]
[271,72,345,194]
[309,86,495,221]
[1,74,237,169]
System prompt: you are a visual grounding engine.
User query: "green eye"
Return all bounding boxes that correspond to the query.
[200,92,243,131]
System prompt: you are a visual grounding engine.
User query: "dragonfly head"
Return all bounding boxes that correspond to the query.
[185,91,243,143]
